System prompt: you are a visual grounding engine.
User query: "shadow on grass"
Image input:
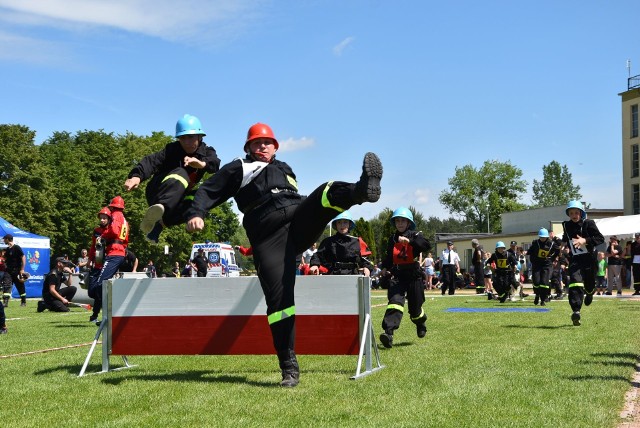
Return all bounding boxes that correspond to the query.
[565,374,632,383]
[377,341,413,349]
[583,352,640,369]
[35,364,279,387]
[101,371,277,388]
[50,324,95,329]
[502,324,574,330]
[570,352,640,386]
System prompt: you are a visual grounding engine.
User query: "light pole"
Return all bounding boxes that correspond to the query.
[486,202,490,234]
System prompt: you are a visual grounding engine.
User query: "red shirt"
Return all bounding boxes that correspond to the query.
[102,210,129,257]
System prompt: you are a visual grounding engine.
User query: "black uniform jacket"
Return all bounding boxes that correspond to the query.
[310,233,373,275]
[486,251,517,274]
[127,140,220,186]
[527,238,560,267]
[561,219,604,259]
[187,156,301,221]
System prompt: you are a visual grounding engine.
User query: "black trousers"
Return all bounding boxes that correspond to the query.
[382,274,426,335]
[145,167,196,227]
[567,255,596,313]
[493,272,510,299]
[0,295,5,326]
[532,264,552,300]
[243,181,357,358]
[633,264,640,293]
[8,269,25,299]
[473,263,484,293]
[44,286,77,312]
[441,264,456,295]
[1,271,12,298]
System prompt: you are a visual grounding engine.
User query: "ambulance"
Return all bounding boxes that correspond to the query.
[189,242,241,278]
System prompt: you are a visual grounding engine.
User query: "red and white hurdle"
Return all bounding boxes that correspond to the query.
[79,275,384,379]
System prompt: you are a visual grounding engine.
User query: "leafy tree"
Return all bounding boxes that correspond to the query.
[369,207,394,263]
[531,161,582,207]
[438,160,528,233]
[0,124,57,239]
[39,132,102,256]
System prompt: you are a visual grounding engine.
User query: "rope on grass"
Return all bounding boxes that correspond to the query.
[0,341,100,359]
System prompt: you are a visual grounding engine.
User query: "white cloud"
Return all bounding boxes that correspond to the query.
[0,30,71,65]
[413,187,430,204]
[278,136,315,152]
[0,0,262,44]
[333,36,354,56]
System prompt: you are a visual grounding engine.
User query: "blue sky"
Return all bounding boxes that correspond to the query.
[0,0,635,222]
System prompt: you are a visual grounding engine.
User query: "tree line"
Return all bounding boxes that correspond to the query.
[0,124,581,272]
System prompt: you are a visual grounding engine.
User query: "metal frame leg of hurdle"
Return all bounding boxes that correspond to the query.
[351,277,385,379]
[78,285,135,377]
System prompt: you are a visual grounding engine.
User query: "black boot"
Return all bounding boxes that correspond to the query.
[326,153,383,209]
[352,152,382,204]
[278,350,300,387]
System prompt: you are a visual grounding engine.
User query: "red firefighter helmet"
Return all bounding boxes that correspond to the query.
[98,207,112,218]
[244,123,279,153]
[109,196,125,210]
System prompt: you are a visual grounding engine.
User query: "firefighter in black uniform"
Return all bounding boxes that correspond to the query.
[562,200,604,326]
[186,123,383,387]
[308,211,373,276]
[527,228,560,306]
[485,241,518,303]
[124,114,221,243]
[2,234,27,307]
[471,239,484,294]
[378,207,431,349]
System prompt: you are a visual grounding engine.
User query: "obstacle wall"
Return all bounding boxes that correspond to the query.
[106,276,365,356]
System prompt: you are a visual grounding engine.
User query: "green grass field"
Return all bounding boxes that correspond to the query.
[2,291,640,428]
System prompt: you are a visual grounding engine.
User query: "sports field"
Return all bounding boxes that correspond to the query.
[1,290,639,428]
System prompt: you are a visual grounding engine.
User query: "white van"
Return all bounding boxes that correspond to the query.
[190,242,240,278]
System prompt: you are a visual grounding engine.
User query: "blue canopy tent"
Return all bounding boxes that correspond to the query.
[0,216,50,298]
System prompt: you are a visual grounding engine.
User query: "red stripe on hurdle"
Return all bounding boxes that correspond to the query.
[111,314,359,355]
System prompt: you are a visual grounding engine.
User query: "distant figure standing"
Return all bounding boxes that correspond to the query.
[440,241,460,295]
[471,239,484,294]
[192,249,208,277]
[604,236,623,296]
[2,234,27,307]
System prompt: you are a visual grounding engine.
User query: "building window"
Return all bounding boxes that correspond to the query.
[634,184,640,215]
[633,145,639,178]
[633,104,639,138]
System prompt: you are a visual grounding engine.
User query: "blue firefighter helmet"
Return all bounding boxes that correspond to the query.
[332,211,355,231]
[495,241,506,249]
[176,114,206,138]
[538,228,549,238]
[390,206,416,230]
[565,200,586,219]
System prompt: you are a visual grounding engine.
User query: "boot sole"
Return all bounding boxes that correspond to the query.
[140,204,164,234]
[358,153,383,203]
